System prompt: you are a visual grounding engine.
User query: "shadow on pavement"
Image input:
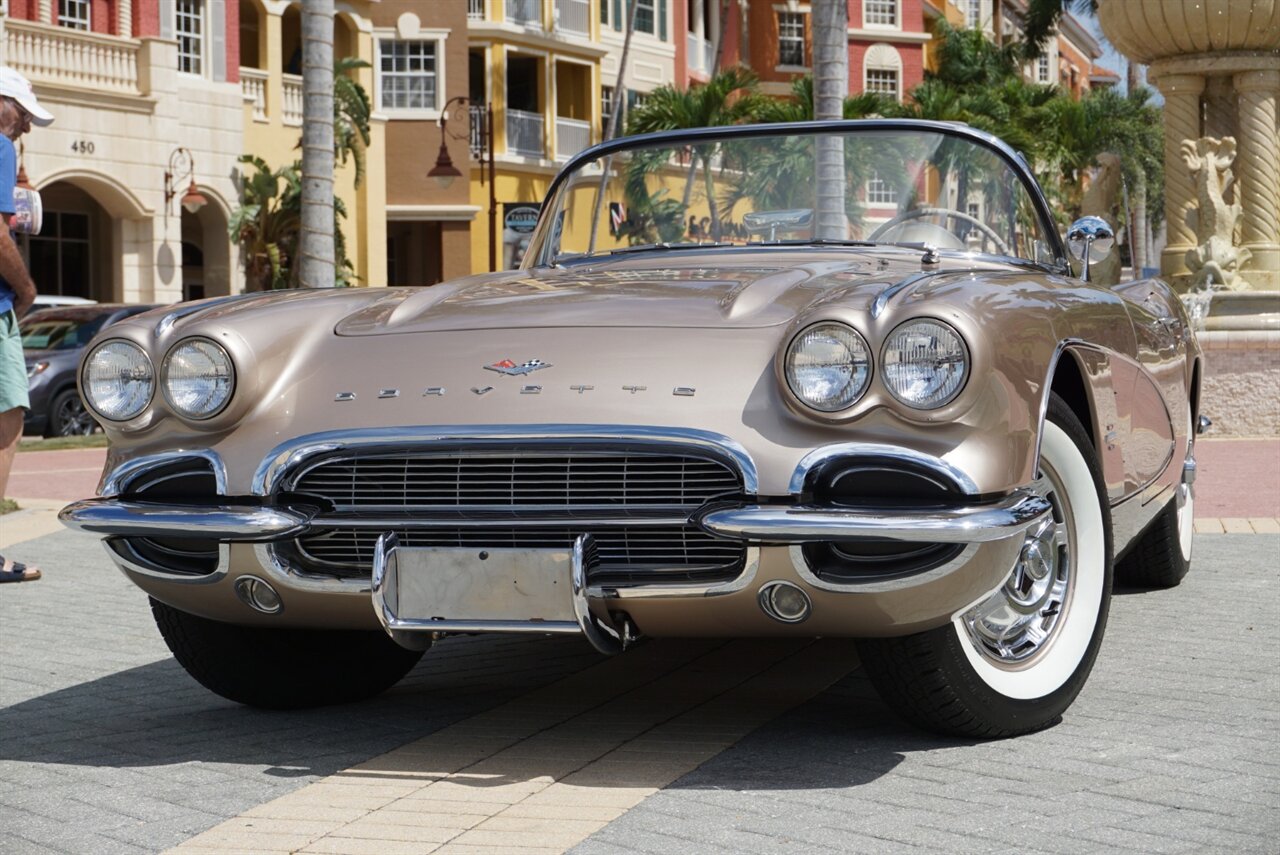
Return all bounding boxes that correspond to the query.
[0,634,954,792]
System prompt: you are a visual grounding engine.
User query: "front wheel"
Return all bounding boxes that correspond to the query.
[857,394,1112,738]
[151,599,426,709]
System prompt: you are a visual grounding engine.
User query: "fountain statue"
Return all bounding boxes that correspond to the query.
[1181,137,1251,291]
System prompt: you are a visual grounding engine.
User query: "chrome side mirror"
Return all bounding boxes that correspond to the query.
[1066,216,1115,281]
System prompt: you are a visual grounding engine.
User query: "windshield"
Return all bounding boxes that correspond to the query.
[20,314,110,351]
[529,124,1059,268]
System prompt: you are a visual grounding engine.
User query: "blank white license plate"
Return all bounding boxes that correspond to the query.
[393,546,577,624]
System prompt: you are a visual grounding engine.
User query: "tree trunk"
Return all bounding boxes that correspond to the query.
[298,0,335,289]
[712,0,730,72]
[588,0,640,253]
[812,0,848,239]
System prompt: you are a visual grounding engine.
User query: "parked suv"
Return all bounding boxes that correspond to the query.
[21,303,160,436]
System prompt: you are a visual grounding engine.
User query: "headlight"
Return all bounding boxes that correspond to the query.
[882,319,968,409]
[784,322,872,412]
[26,361,49,379]
[163,338,235,419]
[83,340,154,421]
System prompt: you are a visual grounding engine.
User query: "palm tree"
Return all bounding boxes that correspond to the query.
[1022,0,1097,59]
[626,65,762,237]
[297,0,334,289]
[811,0,848,238]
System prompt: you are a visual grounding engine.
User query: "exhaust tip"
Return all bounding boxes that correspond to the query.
[758,581,811,624]
[235,575,283,614]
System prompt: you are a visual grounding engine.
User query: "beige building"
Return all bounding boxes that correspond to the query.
[1,1,243,304]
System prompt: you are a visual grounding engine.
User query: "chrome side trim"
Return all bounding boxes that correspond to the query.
[789,542,980,593]
[99,449,228,497]
[697,491,1050,544]
[252,424,760,496]
[787,443,979,496]
[61,498,312,540]
[105,540,232,585]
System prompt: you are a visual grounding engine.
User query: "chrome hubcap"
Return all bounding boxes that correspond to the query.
[963,467,1073,665]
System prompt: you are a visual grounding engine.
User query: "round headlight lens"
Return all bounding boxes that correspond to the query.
[882,320,969,409]
[163,338,235,419]
[83,340,154,421]
[785,322,872,412]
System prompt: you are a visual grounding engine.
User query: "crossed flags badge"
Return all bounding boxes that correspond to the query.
[484,358,552,376]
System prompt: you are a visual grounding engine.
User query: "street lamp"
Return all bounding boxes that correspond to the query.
[164,147,208,218]
[428,95,498,272]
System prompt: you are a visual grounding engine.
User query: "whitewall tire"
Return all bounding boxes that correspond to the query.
[857,394,1113,737]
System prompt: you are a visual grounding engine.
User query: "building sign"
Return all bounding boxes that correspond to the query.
[503,203,541,269]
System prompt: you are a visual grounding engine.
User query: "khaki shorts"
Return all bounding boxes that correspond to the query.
[0,310,30,413]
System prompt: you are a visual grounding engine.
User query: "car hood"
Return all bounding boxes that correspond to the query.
[334,250,994,335]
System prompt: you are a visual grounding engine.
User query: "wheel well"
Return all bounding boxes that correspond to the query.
[1050,350,1094,450]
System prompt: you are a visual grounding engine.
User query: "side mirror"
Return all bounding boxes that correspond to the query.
[1066,216,1115,282]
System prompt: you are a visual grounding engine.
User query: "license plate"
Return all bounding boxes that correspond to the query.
[392,546,577,624]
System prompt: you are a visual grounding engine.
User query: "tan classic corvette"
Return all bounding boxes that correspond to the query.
[63,121,1202,737]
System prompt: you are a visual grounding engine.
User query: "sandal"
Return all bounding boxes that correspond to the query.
[0,556,42,583]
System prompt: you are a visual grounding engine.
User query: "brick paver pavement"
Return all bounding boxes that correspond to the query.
[2,527,1277,854]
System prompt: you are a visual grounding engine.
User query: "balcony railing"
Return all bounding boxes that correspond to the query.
[687,34,714,75]
[240,68,268,121]
[468,0,485,20]
[281,73,303,125]
[506,0,542,27]
[555,116,591,160]
[555,0,590,35]
[470,105,487,158]
[4,18,141,95]
[506,108,545,157]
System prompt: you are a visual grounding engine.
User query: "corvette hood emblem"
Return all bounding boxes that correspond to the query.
[485,358,552,376]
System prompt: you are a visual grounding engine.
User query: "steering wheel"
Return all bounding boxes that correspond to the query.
[868,207,1011,256]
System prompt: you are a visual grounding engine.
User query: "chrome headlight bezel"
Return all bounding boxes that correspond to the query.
[161,337,236,421]
[81,339,155,422]
[783,321,873,413]
[881,318,970,410]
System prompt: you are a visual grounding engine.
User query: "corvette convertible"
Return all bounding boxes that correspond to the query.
[62,121,1201,737]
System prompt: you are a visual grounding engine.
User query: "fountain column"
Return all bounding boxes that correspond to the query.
[1153,71,1205,281]
[1235,69,1280,290]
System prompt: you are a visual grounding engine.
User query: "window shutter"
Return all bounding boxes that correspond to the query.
[613,0,621,31]
[658,0,666,41]
[210,0,227,81]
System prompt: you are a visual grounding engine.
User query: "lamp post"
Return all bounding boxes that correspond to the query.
[164,147,208,219]
[427,95,498,273]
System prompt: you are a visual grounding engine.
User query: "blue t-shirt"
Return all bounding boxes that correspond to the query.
[0,135,15,315]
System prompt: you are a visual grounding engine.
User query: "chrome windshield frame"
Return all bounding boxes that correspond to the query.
[524,119,1070,274]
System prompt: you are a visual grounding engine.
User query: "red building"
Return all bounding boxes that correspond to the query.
[676,0,927,102]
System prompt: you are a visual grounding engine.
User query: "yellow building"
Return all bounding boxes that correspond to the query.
[466,0,606,273]
[238,0,387,288]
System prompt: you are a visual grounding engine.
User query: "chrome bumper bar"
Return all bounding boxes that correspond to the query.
[695,490,1051,544]
[61,491,1049,546]
[59,498,313,541]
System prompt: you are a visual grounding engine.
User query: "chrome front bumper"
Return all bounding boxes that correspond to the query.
[61,492,1051,547]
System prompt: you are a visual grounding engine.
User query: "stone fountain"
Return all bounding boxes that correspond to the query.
[1099,0,1280,436]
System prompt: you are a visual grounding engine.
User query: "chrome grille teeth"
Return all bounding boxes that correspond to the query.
[288,450,747,583]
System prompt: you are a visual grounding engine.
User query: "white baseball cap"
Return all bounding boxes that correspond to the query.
[0,67,54,126]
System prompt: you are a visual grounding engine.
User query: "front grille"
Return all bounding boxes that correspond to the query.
[285,449,748,584]
[291,453,742,509]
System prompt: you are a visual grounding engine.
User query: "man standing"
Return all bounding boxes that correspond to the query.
[0,67,54,583]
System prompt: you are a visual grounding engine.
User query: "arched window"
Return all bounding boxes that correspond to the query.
[863,43,902,102]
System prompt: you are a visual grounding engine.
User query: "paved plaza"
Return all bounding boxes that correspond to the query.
[1,519,1277,854]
